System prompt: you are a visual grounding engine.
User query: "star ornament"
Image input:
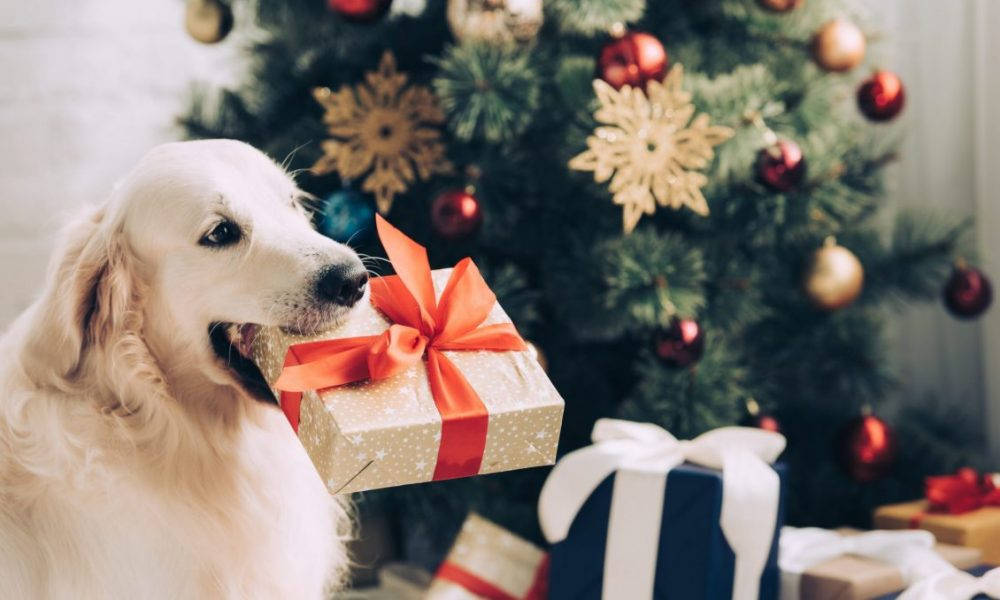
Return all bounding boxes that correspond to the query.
[569,65,734,233]
[311,51,453,214]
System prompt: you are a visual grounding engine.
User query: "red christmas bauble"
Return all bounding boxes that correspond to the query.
[654,318,704,368]
[837,413,896,483]
[858,70,905,122]
[739,399,781,432]
[741,413,782,433]
[944,264,993,319]
[431,188,483,239]
[327,0,391,22]
[597,31,668,91]
[758,0,804,12]
[756,139,806,192]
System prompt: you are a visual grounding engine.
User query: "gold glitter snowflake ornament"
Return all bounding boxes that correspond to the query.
[569,65,734,233]
[311,51,452,214]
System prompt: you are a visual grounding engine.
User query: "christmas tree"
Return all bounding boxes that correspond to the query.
[183,0,990,569]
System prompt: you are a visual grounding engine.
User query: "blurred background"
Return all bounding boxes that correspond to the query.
[3,0,1000,587]
[2,1,998,450]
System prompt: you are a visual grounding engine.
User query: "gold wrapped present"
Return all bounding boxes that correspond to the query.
[252,216,564,494]
[427,513,549,600]
[874,500,1000,565]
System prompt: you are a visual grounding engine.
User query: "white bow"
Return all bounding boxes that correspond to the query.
[538,419,786,600]
[779,527,957,600]
[898,565,1000,599]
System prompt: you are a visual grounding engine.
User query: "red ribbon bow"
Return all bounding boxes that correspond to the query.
[435,555,549,600]
[275,215,526,481]
[925,467,1000,514]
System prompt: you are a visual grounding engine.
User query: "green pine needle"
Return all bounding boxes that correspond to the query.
[546,0,646,36]
[432,44,541,144]
[596,228,707,329]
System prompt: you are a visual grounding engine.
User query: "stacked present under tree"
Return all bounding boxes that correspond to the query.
[778,527,985,599]
[427,513,549,600]
[875,468,1000,565]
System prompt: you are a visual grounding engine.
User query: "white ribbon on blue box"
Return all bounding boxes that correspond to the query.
[538,419,786,600]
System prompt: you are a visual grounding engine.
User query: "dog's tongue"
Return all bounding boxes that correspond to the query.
[237,323,259,358]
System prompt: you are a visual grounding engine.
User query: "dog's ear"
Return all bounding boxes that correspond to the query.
[23,204,139,382]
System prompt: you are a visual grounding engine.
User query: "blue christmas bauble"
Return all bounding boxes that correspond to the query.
[318,190,376,244]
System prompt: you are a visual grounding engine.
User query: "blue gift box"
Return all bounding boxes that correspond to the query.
[548,461,787,600]
[873,564,994,600]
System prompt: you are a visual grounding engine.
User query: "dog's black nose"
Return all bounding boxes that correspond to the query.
[316,266,368,306]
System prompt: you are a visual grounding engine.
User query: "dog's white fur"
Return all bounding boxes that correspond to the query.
[0,140,362,598]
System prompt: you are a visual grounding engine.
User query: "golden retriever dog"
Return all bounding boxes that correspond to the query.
[0,140,368,598]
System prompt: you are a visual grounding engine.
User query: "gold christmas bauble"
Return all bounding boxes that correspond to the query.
[804,239,864,310]
[446,0,543,45]
[812,18,865,72]
[185,0,233,44]
[759,0,804,12]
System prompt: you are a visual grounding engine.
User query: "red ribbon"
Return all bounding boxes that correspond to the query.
[275,215,526,481]
[434,554,549,600]
[925,467,1000,514]
[909,467,1000,528]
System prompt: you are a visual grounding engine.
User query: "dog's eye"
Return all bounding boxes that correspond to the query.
[200,221,241,247]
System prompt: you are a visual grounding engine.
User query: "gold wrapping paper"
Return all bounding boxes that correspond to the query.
[874,499,1000,565]
[426,513,547,600]
[792,529,982,600]
[252,268,565,494]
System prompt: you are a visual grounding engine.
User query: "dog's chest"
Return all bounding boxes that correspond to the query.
[59,412,337,598]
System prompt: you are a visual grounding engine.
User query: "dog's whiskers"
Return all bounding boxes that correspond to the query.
[280,141,311,173]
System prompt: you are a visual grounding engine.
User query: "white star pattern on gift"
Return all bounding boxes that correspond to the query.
[252,268,565,493]
[427,514,547,599]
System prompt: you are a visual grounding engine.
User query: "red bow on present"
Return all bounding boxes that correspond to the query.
[925,467,1000,514]
[435,554,549,600]
[275,215,526,481]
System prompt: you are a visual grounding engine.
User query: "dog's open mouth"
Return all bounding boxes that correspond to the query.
[209,322,277,404]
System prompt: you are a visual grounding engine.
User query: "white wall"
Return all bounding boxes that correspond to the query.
[870,1,1000,455]
[0,0,237,323]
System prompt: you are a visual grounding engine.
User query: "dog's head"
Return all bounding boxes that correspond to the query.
[34,139,367,407]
